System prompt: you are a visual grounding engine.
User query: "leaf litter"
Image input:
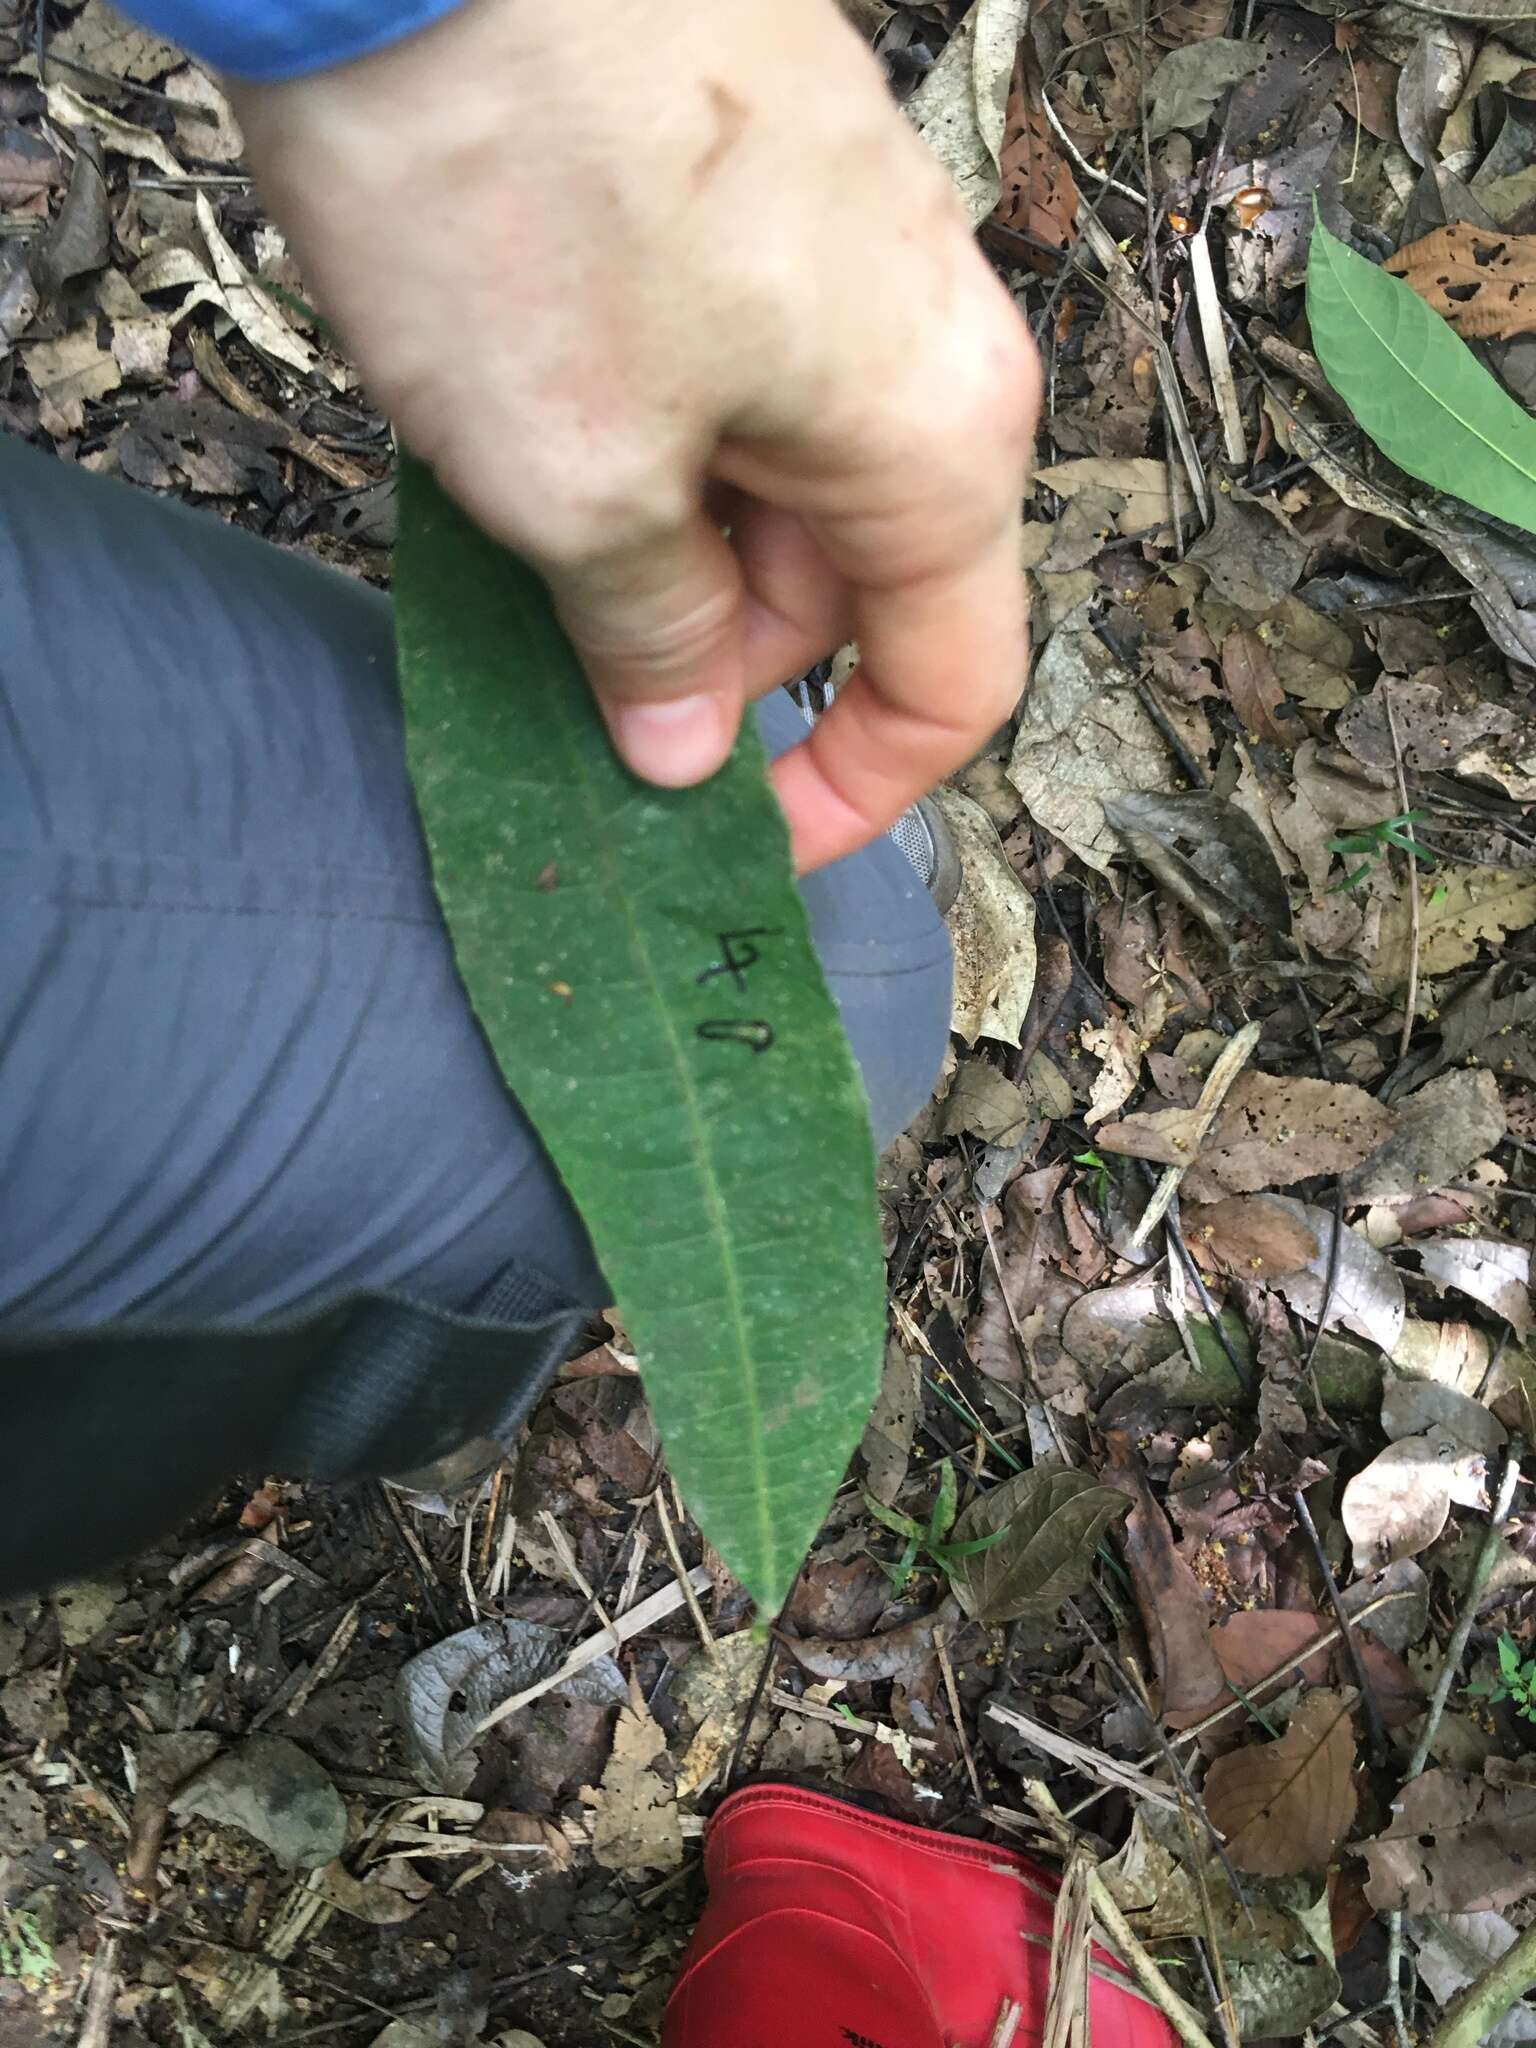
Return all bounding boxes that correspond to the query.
[9,0,1536,2042]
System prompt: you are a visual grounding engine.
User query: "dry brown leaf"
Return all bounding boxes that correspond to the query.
[1343,1068,1505,1205]
[1221,626,1296,748]
[44,80,180,176]
[586,1678,682,1874]
[940,1057,1033,1142]
[859,1340,921,1507]
[969,1163,1073,1386]
[50,0,181,81]
[1104,1436,1225,1725]
[1098,1072,1396,1198]
[1036,457,1171,538]
[195,194,336,385]
[907,0,1028,223]
[1387,223,1536,340]
[991,53,1078,265]
[1210,1610,1334,1692]
[1186,1194,1320,1280]
[1202,1690,1359,1877]
[1380,1373,1507,1457]
[1362,1770,1536,1913]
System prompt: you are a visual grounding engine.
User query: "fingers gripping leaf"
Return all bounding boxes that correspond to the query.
[393,460,885,1618]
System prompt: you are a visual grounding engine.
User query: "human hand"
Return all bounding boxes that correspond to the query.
[231,0,1039,871]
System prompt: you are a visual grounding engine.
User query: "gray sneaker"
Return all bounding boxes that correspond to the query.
[792,681,961,915]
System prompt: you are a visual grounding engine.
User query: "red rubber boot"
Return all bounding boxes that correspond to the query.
[663,1784,1181,2048]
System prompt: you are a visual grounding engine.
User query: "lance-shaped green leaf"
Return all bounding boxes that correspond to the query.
[393,459,884,1618]
[1307,217,1536,537]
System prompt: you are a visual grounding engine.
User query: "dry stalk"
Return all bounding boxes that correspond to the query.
[1130,1021,1261,1249]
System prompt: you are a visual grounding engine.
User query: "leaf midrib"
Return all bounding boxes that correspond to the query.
[1322,232,1536,499]
[544,638,776,1590]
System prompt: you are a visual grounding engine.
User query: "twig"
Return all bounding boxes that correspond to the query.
[769,1687,936,1751]
[1424,1917,1536,2048]
[937,1623,984,1805]
[1131,1021,1261,1249]
[474,1565,712,1734]
[188,329,372,490]
[1383,685,1421,1066]
[1187,231,1246,465]
[1024,1782,1218,2048]
[986,1701,1179,1810]
[76,1935,118,2048]
[1386,1444,1525,2045]
[989,1998,1025,2048]
[652,1489,714,1655]
[1041,89,1147,208]
[1290,1487,1388,1766]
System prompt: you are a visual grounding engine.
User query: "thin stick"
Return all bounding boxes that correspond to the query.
[936,1624,984,1805]
[1024,1782,1218,2048]
[1041,90,1147,207]
[76,1935,118,2048]
[1131,1021,1261,1249]
[1384,685,1422,1066]
[1290,1486,1388,1765]
[187,329,371,490]
[1386,1444,1524,2045]
[1188,231,1247,465]
[1425,1917,1536,2048]
[989,1998,1024,2048]
[653,1490,715,1655]
[474,1566,712,1734]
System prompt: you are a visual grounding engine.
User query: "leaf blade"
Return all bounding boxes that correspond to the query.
[393,460,885,1618]
[1307,218,1536,536]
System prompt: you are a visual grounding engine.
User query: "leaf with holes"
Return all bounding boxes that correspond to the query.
[394,460,885,1622]
[1308,218,1536,537]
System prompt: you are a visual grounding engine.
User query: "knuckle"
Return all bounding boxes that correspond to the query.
[529,452,693,572]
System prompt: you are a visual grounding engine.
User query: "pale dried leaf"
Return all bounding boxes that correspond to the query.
[1006,627,1181,873]
[931,788,1036,1046]
[1380,1373,1507,1456]
[860,1340,921,1506]
[1342,1435,1466,1567]
[1036,457,1172,536]
[907,0,1028,221]
[1202,1690,1358,1876]
[940,1057,1033,1142]
[167,64,245,165]
[1148,36,1266,138]
[1083,1016,1143,1127]
[44,80,180,176]
[22,325,119,433]
[1267,1197,1407,1352]
[51,0,181,80]
[195,193,336,384]
[169,1735,346,1870]
[588,1679,683,1874]
[1100,1073,1395,1198]
[1419,1236,1532,1340]
[1373,869,1536,988]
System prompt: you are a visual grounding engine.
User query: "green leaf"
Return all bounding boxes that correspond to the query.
[393,459,884,1619]
[1307,218,1536,537]
[946,1465,1130,1624]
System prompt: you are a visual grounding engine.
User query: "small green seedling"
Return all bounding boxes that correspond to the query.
[1468,1633,1536,1723]
[862,1458,1008,1597]
[1073,1148,1111,1210]
[1327,811,1434,892]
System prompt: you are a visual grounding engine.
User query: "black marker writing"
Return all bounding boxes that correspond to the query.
[696,1019,775,1054]
[696,927,780,994]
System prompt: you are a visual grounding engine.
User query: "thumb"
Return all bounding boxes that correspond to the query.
[543,514,748,787]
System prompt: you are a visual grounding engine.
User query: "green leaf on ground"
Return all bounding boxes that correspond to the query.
[1307,218,1536,537]
[948,1464,1129,1623]
[393,458,884,1619]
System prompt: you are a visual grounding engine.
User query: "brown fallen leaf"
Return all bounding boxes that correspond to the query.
[1202,1689,1359,1877]
[1208,1611,1423,1728]
[1341,1428,1487,1568]
[1387,222,1536,340]
[1373,869,1536,988]
[585,1677,683,1875]
[1362,1769,1536,1913]
[991,52,1079,268]
[1186,1194,1320,1280]
[1103,1434,1225,1725]
[1266,1197,1407,1353]
[1343,1069,1505,1205]
[784,1601,953,1685]
[1222,626,1296,748]
[968,1163,1073,1386]
[1098,1071,1396,1198]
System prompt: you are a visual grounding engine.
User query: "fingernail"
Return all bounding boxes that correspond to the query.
[607,694,729,786]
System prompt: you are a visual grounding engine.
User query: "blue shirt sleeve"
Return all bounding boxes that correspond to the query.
[112,0,470,80]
